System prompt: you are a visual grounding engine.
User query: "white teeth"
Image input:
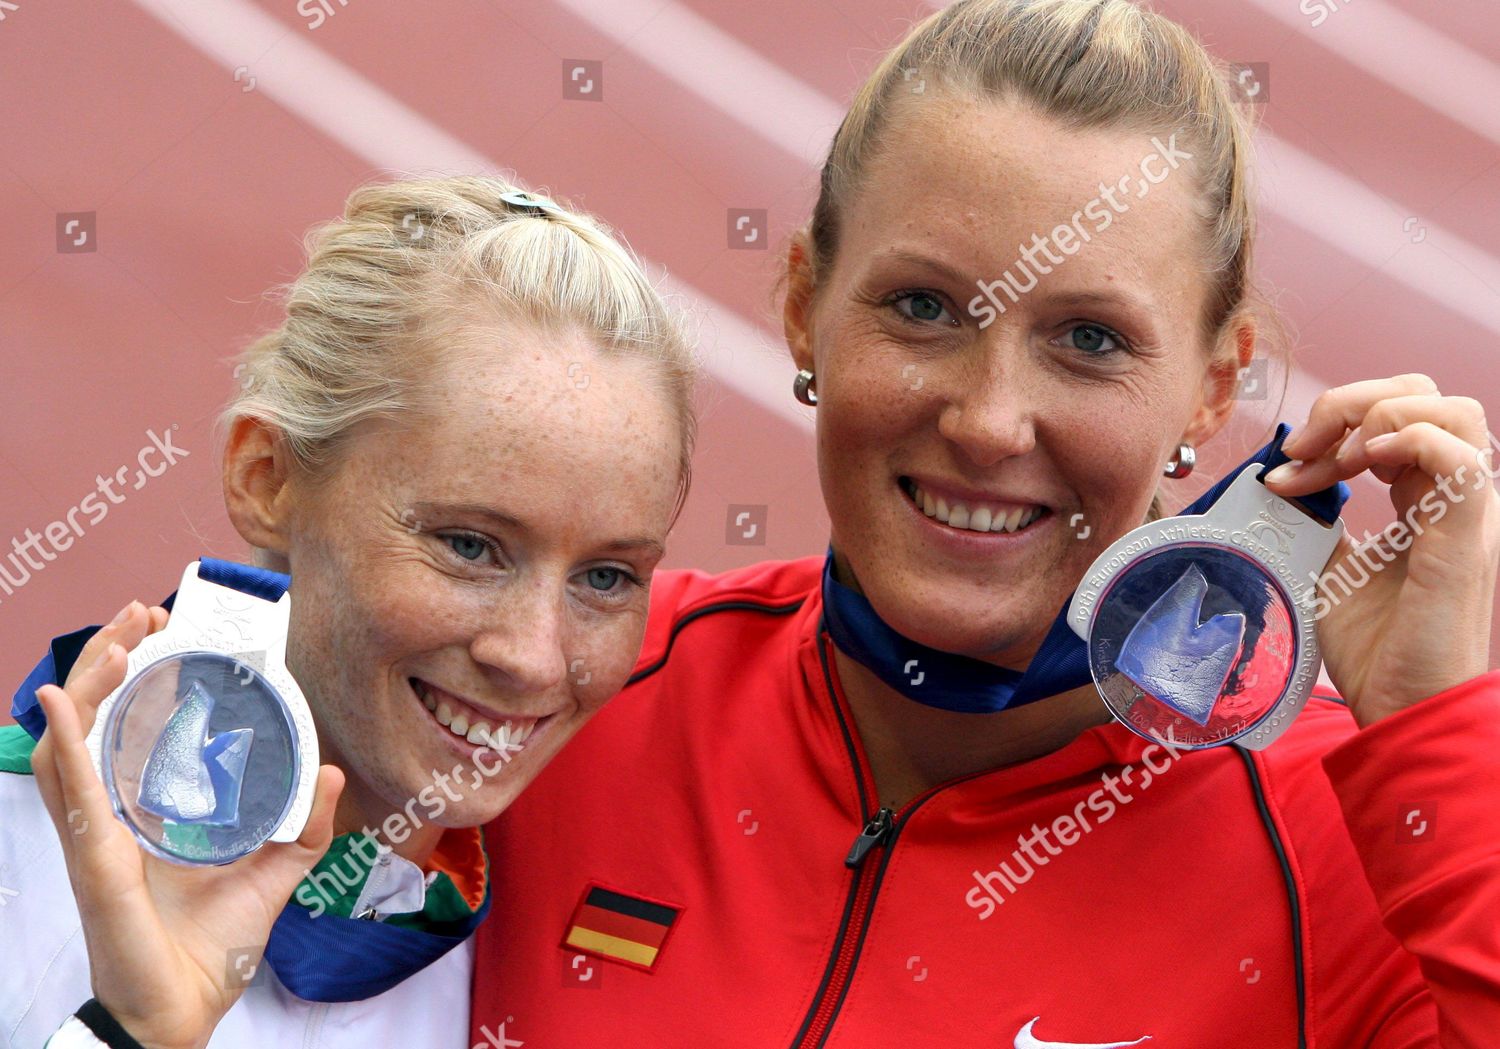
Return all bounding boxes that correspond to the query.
[420,681,538,748]
[906,480,1042,535]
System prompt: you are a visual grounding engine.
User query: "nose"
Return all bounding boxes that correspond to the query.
[467,575,569,696]
[935,343,1038,469]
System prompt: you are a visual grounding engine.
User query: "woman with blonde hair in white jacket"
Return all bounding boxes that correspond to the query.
[0,173,696,1049]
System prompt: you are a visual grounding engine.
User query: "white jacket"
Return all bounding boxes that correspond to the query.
[0,759,476,1049]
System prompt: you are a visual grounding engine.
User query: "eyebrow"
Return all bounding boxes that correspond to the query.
[410,501,665,559]
[876,250,974,287]
[1041,288,1157,316]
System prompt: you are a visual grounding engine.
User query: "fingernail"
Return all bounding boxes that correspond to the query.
[1336,426,1363,461]
[110,602,134,626]
[1263,462,1299,485]
[1364,432,1397,452]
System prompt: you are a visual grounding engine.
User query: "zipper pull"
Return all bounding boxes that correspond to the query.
[845,807,895,869]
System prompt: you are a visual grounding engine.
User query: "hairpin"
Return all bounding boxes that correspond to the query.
[499,190,564,216]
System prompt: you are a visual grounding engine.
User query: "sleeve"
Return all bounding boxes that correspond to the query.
[45,1015,108,1049]
[45,1001,148,1049]
[1321,669,1500,1047]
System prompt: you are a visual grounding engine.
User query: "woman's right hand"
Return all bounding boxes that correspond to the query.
[29,600,344,1049]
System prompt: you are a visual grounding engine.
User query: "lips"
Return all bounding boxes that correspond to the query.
[410,678,540,751]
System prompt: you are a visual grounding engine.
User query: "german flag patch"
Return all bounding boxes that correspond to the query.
[562,884,682,972]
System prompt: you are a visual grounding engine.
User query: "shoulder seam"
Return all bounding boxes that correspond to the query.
[628,596,806,686]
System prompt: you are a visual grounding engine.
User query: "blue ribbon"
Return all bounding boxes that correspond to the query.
[11,557,488,1002]
[822,423,1349,714]
[198,556,291,603]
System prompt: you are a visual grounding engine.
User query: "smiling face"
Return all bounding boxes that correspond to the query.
[788,90,1241,668]
[269,317,683,832]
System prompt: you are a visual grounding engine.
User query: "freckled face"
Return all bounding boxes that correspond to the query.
[280,320,682,827]
[804,92,1220,666]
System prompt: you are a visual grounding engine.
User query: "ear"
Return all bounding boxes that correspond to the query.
[222,415,296,560]
[782,230,817,375]
[1185,312,1256,447]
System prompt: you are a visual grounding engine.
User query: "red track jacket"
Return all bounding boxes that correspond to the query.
[470,556,1500,1048]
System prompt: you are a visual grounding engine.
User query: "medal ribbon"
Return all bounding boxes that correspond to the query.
[11,558,488,1002]
[822,423,1349,714]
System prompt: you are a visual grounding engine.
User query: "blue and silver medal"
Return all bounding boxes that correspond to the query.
[84,560,318,864]
[1068,466,1346,750]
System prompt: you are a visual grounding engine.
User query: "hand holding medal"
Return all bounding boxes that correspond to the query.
[29,600,344,1049]
[1067,372,1498,749]
[1260,373,1499,728]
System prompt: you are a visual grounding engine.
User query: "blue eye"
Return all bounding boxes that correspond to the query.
[1061,323,1123,355]
[444,533,491,562]
[890,290,955,326]
[586,567,624,591]
[579,565,646,606]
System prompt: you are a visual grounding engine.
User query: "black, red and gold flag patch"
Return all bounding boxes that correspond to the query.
[562,884,682,972]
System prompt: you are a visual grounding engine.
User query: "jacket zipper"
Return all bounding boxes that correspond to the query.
[843,807,895,869]
[793,807,897,1048]
[792,628,996,1048]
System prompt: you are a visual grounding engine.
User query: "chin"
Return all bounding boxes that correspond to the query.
[427,791,520,830]
[912,617,1040,665]
[883,578,1056,663]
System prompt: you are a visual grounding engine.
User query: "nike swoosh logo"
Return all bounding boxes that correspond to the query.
[1014,1016,1151,1049]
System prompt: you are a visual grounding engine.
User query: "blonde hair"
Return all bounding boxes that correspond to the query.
[222,174,697,519]
[801,0,1286,519]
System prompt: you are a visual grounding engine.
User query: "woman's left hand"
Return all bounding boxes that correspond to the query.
[1262,373,1500,727]
[29,601,345,1049]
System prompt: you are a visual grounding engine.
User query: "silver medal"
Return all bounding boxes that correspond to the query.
[1068,468,1345,750]
[86,563,317,864]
